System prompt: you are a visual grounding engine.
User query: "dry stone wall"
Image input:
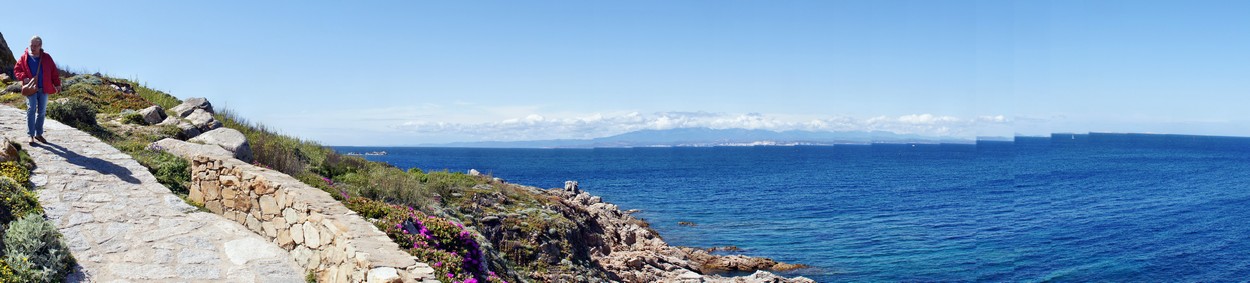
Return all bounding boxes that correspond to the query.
[188,155,438,283]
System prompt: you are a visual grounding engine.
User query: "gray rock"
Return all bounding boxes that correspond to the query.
[302,222,320,248]
[177,122,202,140]
[0,137,18,162]
[172,97,214,118]
[158,115,179,126]
[186,109,220,132]
[224,237,281,265]
[139,105,166,125]
[3,83,19,94]
[189,128,253,163]
[150,138,234,160]
[0,32,14,77]
[367,267,400,283]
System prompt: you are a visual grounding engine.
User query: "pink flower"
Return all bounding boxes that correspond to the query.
[446,273,455,278]
[464,278,478,283]
[434,261,443,267]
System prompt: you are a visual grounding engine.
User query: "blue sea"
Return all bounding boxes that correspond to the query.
[334,133,1250,282]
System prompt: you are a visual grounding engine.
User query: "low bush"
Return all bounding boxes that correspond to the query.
[114,78,181,110]
[47,98,98,131]
[130,143,190,194]
[2,213,74,283]
[0,257,14,283]
[0,92,24,108]
[0,162,30,187]
[349,197,503,283]
[0,177,40,225]
[216,108,323,175]
[337,164,437,211]
[59,74,103,90]
[121,111,146,125]
[425,171,482,199]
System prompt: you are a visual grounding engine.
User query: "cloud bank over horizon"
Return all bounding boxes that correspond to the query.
[390,111,1013,143]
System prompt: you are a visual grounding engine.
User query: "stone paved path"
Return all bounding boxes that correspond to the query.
[0,106,303,282]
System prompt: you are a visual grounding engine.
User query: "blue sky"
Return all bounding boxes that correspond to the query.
[6,1,1249,145]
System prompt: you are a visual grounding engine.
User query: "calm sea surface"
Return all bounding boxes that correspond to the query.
[334,133,1250,282]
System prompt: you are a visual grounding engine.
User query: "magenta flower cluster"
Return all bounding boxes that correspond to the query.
[370,204,502,283]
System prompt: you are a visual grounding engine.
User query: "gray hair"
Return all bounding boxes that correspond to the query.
[30,35,41,43]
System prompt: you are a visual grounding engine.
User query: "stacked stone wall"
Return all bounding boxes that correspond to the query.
[189,155,437,283]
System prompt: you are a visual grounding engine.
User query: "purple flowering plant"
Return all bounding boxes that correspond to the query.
[346,197,504,283]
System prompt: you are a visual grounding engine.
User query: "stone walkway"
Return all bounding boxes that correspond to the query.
[0,106,303,282]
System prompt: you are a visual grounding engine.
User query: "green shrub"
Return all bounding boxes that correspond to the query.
[60,74,103,89]
[121,111,146,125]
[3,213,74,283]
[337,165,436,211]
[0,258,14,283]
[216,108,321,175]
[0,177,40,225]
[426,171,482,199]
[47,98,98,130]
[0,92,24,109]
[131,147,189,194]
[116,78,181,110]
[345,197,405,219]
[0,162,30,187]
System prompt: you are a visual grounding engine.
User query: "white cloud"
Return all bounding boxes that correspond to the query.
[392,112,1012,142]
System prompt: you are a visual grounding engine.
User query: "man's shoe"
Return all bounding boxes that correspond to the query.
[35,135,47,143]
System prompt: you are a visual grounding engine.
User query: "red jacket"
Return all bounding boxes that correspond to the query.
[14,48,61,94]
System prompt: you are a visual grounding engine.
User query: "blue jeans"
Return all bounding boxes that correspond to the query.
[26,92,47,137]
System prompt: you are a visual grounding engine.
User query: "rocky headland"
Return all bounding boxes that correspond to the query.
[461,180,815,283]
[0,30,813,282]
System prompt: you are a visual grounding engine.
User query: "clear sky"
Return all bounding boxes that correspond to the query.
[6,1,1249,145]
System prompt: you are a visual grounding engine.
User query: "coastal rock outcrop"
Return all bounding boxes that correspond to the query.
[189,128,254,162]
[0,32,14,77]
[463,180,813,283]
[186,108,223,132]
[172,97,215,117]
[151,138,235,161]
[177,122,203,140]
[139,105,166,125]
[546,188,814,283]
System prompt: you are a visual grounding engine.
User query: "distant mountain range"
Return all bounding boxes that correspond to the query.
[423,128,975,148]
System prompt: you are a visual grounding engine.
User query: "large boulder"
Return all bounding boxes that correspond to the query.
[157,115,179,126]
[171,97,214,118]
[176,122,202,140]
[0,32,15,78]
[185,109,221,132]
[139,105,166,125]
[150,138,234,161]
[0,137,19,163]
[189,128,253,163]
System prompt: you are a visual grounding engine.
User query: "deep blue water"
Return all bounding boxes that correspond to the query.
[334,133,1250,282]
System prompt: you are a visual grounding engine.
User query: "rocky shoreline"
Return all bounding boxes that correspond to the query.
[470,179,815,283]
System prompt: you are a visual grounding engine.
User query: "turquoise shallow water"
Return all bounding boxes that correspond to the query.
[335,133,1250,282]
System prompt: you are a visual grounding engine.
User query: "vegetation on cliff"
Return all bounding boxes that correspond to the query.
[2,71,808,283]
